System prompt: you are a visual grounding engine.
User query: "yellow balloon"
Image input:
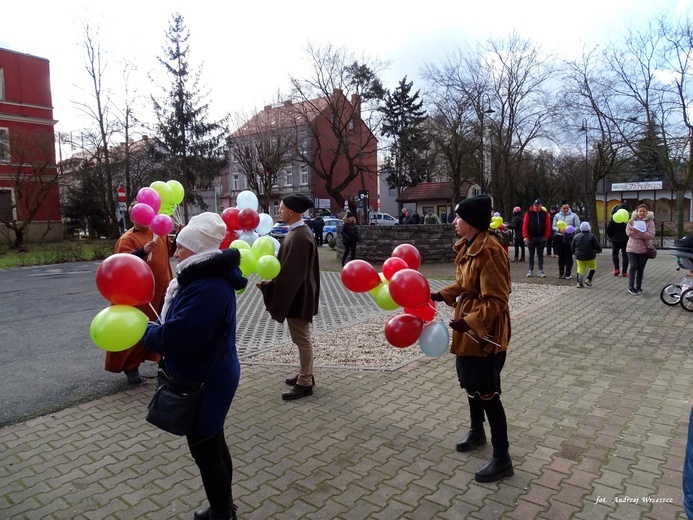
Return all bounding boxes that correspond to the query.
[167,180,185,205]
[489,220,500,229]
[557,220,567,230]
[90,305,148,352]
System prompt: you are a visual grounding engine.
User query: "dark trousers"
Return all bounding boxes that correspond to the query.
[513,239,525,261]
[342,242,356,266]
[315,229,324,246]
[468,395,509,450]
[546,235,554,256]
[612,242,628,272]
[527,236,546,271]
[188,431,233,514]
[556,236,574,276]
[627,252,648,290]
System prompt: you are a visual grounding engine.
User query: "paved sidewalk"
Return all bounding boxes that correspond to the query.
[1,251,692,519]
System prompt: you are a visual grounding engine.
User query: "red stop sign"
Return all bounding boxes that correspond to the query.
[117,187,126,202]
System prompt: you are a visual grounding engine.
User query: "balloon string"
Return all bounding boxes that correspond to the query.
[147,233,158,262]
[149,303,160,322]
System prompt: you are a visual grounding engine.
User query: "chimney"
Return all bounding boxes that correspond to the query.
[351,94,361,115]
[283,100,292,107]
[264,105,272,111]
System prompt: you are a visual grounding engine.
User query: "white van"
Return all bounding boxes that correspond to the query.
[369,212,398,226]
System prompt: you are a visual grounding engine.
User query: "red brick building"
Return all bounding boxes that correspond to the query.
[0,48,61,244]
[224,89,378,220]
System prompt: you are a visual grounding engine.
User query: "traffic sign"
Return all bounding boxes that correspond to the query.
[117,186,126,203]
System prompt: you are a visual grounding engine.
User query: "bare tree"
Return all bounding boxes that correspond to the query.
[289,43,385,209]
[227,104,297,212]
[0,128,60,248]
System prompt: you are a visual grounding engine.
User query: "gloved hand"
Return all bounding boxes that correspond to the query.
[430,292,445,302]
[448,317,470,333]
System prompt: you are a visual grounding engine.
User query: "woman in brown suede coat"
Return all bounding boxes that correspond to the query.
[431,194,513,483]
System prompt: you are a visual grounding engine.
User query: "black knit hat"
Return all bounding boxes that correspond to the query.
[454,195,492,231]
[282,193,314,213]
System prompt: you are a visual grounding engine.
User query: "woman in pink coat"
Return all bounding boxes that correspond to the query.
[625,203,656,295]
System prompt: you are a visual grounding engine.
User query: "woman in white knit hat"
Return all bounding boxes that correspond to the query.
[143,212,247,520]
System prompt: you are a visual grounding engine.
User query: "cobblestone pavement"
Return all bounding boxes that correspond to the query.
[1,249,692,519]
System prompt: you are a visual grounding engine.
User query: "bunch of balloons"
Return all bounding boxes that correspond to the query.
[90,254,154,352]
[490,212,506,230]
[131,180,185,259]
[219,190,275,249]
[556,220,575,234]
[612,208,630,223]
[230,236,281,281]
[341,243,450,357]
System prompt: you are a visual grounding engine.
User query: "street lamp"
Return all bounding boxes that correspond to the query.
[579,118,589,224]
[480,94,495,194]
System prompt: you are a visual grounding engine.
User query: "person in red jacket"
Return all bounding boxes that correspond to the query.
[522,199,551,278]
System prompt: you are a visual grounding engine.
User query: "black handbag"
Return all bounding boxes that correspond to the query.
[647,246,657,259]
[146,333,226,436]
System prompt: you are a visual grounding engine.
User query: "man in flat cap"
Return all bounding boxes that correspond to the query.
[258,193,320,400]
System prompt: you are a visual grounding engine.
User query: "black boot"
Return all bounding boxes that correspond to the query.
[474,448,514,483]
[194,503,237,520]
[455,422,486,452]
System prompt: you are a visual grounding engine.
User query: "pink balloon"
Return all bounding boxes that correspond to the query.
[130,203,155,226]
[389,269,430,308]
[150,214,174,236]
[136,187,161,213]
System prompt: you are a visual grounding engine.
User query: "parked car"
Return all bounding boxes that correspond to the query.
[320,217,343,242]
[369,212,398,226]
[270,220,289,240]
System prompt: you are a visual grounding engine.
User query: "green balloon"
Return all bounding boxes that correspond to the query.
[613,208,629,223]
[369,273,387,297]
[90,305,148,352]
[167,180,185,205]
[255,255,281,280]
[373,283,400,311]
[252,236,276,259]
[150,181,173,207]
[238,248,256,276]
[235,287,246,295]
[231,239,251,251]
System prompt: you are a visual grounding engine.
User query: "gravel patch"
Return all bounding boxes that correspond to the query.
[243,282,569,370]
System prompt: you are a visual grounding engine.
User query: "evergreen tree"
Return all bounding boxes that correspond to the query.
[379,77,430,202]
[151,13,228,221]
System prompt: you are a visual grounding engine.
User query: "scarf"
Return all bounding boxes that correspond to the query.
[159,249,221,323]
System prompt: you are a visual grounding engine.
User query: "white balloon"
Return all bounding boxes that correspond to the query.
[236,190,259,211]
[268,236,281,256]
[237,230,259,246]
[418,321,450,358]
[255,213,274,235]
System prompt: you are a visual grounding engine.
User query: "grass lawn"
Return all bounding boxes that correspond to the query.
[0,239,116,269]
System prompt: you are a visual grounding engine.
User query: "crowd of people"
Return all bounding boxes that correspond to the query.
[107,192,661,518]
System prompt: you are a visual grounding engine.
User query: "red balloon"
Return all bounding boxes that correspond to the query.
[404,301,436,322]
[382,257,409,281]
[341,260,381,293]
[222,208,242,231]
[389,269,430,308]
[392,243,421,270]
[219,229,235,250]
[385,313,424,348]
[238,208,260,232]
[95,253,155,306]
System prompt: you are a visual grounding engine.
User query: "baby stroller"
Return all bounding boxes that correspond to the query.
[660,235,693,311]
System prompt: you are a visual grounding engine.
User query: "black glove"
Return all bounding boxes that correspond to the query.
[448,317,470,333]
[430,292,445,302]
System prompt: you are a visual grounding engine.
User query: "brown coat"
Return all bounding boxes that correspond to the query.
[104,227,173,373]
[259,224,320,323]
[439,231,512,357]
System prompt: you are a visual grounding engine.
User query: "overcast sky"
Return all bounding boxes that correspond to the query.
[3,0,690,138]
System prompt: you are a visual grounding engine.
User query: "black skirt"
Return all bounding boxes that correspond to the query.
[456,351,506,398]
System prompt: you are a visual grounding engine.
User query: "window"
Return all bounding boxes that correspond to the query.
[0,68,4,101]
[388,187,396,197]
[232,174,239,191]
[0,189,13,221]
[272,200,279,216]
[300,165,308,185]
[284,168,292,186]
[348,118,354,131]
[0,128,8,162]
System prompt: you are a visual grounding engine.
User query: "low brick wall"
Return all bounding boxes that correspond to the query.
[335,224,459,264]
